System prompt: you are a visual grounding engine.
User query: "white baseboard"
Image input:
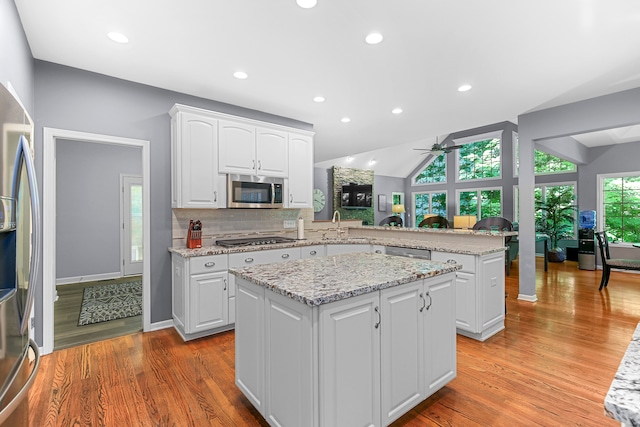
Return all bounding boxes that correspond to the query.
[517,293,538,302]
[56,272,122,286]
[148,319,173,332]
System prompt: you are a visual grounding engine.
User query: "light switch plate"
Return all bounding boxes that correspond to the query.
[283,220,296,229]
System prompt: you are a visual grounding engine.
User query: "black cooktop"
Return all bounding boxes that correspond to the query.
[215,236,297,248]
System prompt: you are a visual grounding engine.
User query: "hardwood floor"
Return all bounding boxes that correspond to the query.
[54,276,142,350]
[31,259,639,426]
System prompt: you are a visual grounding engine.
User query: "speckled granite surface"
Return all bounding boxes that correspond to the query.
[362,225,519,237]
[605,322,640,426]
[168,236,506,258]
[230,252,461,307]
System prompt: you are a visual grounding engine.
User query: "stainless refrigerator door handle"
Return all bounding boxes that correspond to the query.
[0,340,41,425]
[12,135,41,335]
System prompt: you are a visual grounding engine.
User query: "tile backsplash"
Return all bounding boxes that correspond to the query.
[172,208,316,246]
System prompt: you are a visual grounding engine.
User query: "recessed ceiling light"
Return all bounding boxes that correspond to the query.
[458,84,472,92]
[392,108,403,114]
[365,33,383,45]
[341,117,351,123]
[296,0,317,8]
[313,96,325,103]
[107,32,129,44]
[346,156,354,162]
[368,159,377,165]
[234,71,248,80]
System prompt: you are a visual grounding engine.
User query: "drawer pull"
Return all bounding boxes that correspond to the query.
[204,262,215,268]
[309,250,317,255]
[245,257,254,263]
[282,253,290,259]
[447,259,457,264]
[374,250,382,254]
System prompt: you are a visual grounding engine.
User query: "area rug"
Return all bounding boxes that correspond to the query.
[78,280,142,326]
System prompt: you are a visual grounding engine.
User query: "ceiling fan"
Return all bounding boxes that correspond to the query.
[413,137,464,155]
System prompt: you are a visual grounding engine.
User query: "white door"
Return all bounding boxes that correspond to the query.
[122,175,143,276]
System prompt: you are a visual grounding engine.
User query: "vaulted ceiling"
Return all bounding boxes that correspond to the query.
[14,1,640,177]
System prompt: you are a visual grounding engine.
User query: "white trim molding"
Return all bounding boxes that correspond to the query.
[517,293,538,303]
[42,127,151,355]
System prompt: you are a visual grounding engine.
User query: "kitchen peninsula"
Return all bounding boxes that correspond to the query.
[230,252,461,427]
[170,225,511,342]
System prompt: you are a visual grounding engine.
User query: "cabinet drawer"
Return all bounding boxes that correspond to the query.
[229,248,301,268]
[431,252,476,273]
[190,254,228,275]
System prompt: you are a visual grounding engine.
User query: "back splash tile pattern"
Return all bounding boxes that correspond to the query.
[172,208,316,246]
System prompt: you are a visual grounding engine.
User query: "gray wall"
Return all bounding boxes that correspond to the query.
[313,167,333,220]
[33,60,312,334]
[0,0,34,114]
[374,175,405,226]
[56,139,142,280]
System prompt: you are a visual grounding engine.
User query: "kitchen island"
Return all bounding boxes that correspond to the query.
[230,252,461,427]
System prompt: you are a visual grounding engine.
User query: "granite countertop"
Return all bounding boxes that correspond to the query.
[364,225,519,237]
[605,322,640,425]
[169,236,506,258]
[229,252,462,307]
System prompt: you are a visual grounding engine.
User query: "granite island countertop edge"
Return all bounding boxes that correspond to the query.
[229,252,462,307]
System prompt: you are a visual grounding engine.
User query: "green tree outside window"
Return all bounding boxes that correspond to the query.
[414,192,446,226]
[603,176,640,243]
[415,154,446,184]
[458,138,501,181]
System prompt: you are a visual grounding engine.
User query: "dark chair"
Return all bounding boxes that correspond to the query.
[473,217,516,275]
[595,231,640,290]
[418,216,449,229]
[379,216,403,227]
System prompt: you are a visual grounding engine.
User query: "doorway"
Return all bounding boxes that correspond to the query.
[122,175,143,277]
[42,128,150,355]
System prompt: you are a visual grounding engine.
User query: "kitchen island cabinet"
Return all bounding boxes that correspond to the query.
[232,252,459,427]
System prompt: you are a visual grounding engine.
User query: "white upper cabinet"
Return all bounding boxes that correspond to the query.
[287,133,314,208]
[256,127,288,177]
[170,106,226,208]
[218,120,256,175]
[219,121,289,178]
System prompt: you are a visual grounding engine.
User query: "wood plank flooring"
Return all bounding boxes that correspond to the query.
[54,276,142,350]
[31,259,640,426]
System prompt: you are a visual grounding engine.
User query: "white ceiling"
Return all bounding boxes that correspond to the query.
[14,1,640,177]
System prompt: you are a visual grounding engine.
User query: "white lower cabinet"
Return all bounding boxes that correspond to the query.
[380,275,456,425]
[172,253,232,341]
[430,251,505,341]
[235,272,457,427]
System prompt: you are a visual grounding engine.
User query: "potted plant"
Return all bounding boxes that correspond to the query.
[535,187,577,262]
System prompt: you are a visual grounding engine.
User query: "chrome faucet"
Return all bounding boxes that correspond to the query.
[332,210,344,237]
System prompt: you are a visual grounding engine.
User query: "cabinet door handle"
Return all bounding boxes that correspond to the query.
[447,259,456,264]
[419,292,426,312]
[252,160,255,170]
[282,253,289,259]
[309,250,317,255]
[375,249,382,254]
[204,261,215,268]
[245,257,254,263]
[224,278,227,291]
[290,194,293,203]
[258,160,262,170]
[425,291,432,311]
[374,306,381,329]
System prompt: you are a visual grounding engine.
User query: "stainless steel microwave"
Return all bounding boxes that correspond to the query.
[227,174,284,208]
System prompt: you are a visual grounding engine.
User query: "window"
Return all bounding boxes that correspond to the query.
[534,151,576,175]
[413,191,446,226]
[513,133,577,176]
[534,183,577,242]
[598,173,640,243]
[457,137,501,181]
[457,187,502,219]
[414,153,446,184]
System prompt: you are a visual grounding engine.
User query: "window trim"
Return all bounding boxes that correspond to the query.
[597,171,640,245]
[455,186,503,218]
[454,130,503,184]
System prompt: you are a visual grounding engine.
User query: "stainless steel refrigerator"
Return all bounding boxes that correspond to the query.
[0,83,41,426]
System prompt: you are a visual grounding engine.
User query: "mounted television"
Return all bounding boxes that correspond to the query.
[341,183,373,209]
